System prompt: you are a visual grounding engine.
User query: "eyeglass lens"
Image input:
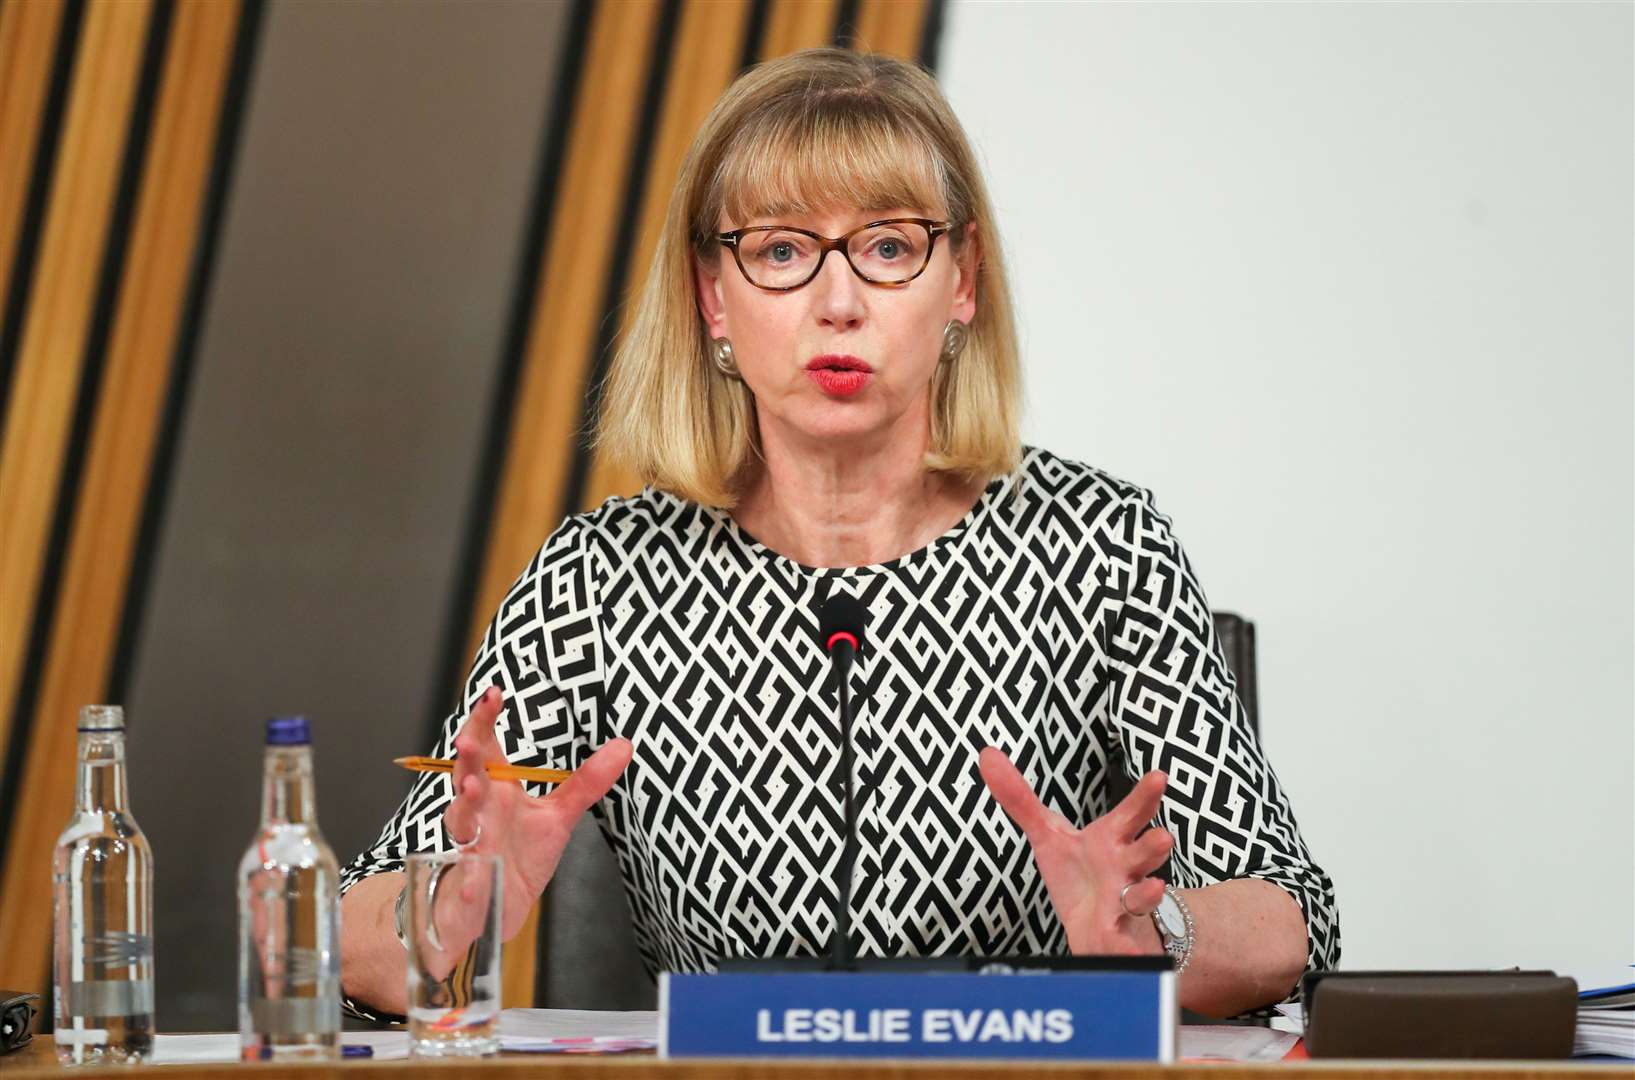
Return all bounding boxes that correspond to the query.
[737,222,933,289]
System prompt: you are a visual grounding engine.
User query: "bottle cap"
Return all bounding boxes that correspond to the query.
[78,705,126,732]
[265,715,311,746]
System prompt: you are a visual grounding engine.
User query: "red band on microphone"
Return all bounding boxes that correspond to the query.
[826,631,859,653]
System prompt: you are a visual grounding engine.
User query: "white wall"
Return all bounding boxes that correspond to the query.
[943,1,1632,975]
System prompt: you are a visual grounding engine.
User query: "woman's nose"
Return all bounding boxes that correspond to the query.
[810,251,865,330]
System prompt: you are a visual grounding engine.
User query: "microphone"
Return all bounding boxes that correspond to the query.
[818,593,865,972]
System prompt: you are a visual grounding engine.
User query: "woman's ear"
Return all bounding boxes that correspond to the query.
[694,253,728,338]
[950,222,979,325]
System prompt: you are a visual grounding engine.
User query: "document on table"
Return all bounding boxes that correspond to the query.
[149,1011,657,1063]
[150,1031,409,1064]
[1568,964,1635,1059]
[499,1008,658,1052]
[1178,1026,1298,1062]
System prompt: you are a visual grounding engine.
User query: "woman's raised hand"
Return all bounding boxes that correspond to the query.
[440,686,632,941]
[978,746,1172,956]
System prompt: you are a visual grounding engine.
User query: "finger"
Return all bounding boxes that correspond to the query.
[1105,769,1167,840]
[443,773,485,846]
[978,746,1053,842]
[452,687,506,791]
[467,686,507,756]
[1119,876,1166,918]
[1127,825,1174,877]
[547,738,633,818]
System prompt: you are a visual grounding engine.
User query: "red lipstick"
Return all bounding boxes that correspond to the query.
[805,354,873,397]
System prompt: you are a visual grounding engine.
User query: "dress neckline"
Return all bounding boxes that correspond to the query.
[702,466,1014,577]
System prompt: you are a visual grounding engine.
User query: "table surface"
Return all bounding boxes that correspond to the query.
[3,1037,1624,1079]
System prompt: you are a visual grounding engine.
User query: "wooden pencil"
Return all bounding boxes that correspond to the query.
[393,756,572,785]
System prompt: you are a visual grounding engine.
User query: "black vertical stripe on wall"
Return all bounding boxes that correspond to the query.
[831,0,861,49]
[0,0,86,447]
[424,0,595,747]
[737,0,770,73]
[0,0,173,871]
[918,0,947,70]
[107,0,268,706]
[557,0,684,525]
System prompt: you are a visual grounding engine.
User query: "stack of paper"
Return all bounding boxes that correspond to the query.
[499,1008,658,1054]
[1179,1026,1298,1062]
[148,1011,657,1063]
[1574,970,1634,1059]
[151,1032,408,1064]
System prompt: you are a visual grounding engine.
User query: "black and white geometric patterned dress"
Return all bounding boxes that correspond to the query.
[343,447,1340,1001]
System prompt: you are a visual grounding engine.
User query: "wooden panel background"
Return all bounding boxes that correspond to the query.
[0,0,154,807]
[0,0,257,999]
[0,0,941,1011]
[0,0,68,322]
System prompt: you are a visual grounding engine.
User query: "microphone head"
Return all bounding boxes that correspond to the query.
[819,592,866,656]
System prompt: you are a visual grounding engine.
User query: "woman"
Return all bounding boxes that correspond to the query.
[339,47,1339,1021]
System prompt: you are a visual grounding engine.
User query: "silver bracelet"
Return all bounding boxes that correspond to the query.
[394,862,456,951]
[1164,885,1196,975]
[393,880,410,950]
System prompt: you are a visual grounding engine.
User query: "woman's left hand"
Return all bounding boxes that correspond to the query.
[978,747,1173,955]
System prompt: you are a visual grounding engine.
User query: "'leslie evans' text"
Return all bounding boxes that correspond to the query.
[755,1008,1074,1044]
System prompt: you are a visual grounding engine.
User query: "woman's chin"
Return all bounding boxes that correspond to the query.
[779,403,896,447]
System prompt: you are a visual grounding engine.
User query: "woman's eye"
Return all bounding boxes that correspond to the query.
[751,236,805,264]
[867,234,914,261]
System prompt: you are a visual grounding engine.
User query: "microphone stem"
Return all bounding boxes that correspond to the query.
[832,646,857,971]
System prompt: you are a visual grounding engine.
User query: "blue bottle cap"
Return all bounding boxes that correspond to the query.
[265,715,311,746]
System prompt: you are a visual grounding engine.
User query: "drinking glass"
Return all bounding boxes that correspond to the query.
[403,851,502,1057]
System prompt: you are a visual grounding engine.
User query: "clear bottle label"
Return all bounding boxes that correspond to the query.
[249,997,340,1035]
[66,980,154,1016]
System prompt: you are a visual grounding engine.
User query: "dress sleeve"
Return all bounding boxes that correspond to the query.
[338,518,596,1018]
[1107,487,1340,991]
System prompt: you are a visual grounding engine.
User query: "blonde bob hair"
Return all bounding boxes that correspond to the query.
[596,48,1021,508]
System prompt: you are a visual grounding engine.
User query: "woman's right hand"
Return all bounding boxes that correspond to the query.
[439,686,632,941]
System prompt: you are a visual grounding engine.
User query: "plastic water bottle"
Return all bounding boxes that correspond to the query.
[52,705,155,1065]
[237,716,341,1060]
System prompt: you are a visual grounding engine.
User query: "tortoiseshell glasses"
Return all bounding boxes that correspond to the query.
[718,218,952,292]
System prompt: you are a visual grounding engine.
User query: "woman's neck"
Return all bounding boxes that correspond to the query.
[734,408,984,569]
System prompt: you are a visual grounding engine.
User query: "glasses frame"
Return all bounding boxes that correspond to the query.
[717,217,952,292]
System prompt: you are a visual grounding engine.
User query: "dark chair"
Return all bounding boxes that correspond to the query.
[533,611,1260,1009]
[535,816,655,1008]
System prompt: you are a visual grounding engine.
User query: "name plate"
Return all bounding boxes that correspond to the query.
[659,970,1175,1060]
